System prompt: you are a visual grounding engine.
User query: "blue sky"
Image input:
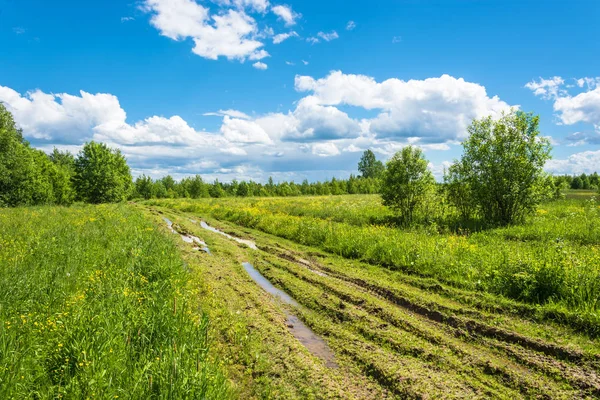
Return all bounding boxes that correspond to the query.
[1,0,599,182]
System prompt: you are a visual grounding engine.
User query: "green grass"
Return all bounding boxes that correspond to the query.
[144,204,600,398]
[146,195,600,335]
[0,204,230,399]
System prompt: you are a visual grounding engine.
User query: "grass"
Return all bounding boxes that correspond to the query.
[0,204,229,399]
[146,194,600,335]
[142,203,600,398]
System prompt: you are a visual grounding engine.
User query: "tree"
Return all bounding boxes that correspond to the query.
[453,111,551,226]
[73,141,133,204]
[358,150,385,179]
[381,146,435,225]
[444,162,476,222]
[0,104,55,206]
[135,175,154,200]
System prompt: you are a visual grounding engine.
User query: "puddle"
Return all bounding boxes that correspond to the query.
[243,262,298,306]
[200,221,258,250]
[164,218,210,254]
[163,217,177,234]
[242,262,337,368]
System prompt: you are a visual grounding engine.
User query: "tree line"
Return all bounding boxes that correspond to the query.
[1,103,597,228]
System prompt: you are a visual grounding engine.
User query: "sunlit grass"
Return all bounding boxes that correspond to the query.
[147,195,600,334]
[0,204,229,398]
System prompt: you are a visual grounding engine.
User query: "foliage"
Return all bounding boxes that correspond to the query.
[358,149,385,179]
[452,111,552,226]
[73,141,133,204]
[0,104,73,206]
[381,146,435,226]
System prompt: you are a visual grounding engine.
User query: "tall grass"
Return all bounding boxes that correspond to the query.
[147,196,600,330]
[0,204,229,398]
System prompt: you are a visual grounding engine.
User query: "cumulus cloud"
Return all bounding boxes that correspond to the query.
[546,150,600,175]
[312,142,340,157]
[527,76,600,132]
[142,0,265,61]
[214,0,270,13]
[295,71,513,143]
[346,21,356,30]
[220,116,272,143]
[272,5,299,26]
[1,71,531,181]
[273,31,298,44]
[252,61,268,70]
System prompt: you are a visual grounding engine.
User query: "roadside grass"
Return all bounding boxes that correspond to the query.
[0,204,229,399]
[146,195,600,335]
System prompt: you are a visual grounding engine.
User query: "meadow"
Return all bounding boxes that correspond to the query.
[0,205,229,399]
[147,194,600,335]
[142,198,600,398]
[2,194,600,398]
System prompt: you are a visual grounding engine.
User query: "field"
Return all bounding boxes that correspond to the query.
[0,205,229,398]
[2,195,600,398]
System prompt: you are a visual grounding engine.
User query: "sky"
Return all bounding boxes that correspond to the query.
[1,0,599,182]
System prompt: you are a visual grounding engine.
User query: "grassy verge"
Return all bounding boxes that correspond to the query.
[0,204,229,399]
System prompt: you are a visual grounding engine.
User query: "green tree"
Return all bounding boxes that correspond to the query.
[444,162,476,222]
[381,146,435,226]
[73,141,133,204]
[237,181,249,197]
[135,175,154,200]
[455,111,551,226]
[358,150,385,179]
[0,104,55,206]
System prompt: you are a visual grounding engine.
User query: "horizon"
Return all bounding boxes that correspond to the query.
[1,0,599,183]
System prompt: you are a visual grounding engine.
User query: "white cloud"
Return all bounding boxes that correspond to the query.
[220,116,273,143]
[248,49,270,60]
[317,31,339,41]
[525,76,565,100]
[13,27,26,34]
[392,36,402,43]
[142,0,265,61]
[527,76,600,132]
[346,21,356,30]
[252,61,268,70]
[295,71,513,143]
[203,109,252,119]
[302,60,309,65]
[553,87,600,130]
[285,61,295,66]
[1,71,529,181]
[273,31,298,44]
[307,37,320,44]
[312,142,340,157]
[0,86,125,142]
[215,0,270,13]
[272,5,299,26]
[546,150,600,175]
[121,17,135,22]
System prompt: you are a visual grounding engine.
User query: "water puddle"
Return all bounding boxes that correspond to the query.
[164,218,211,254]
[242,262,337,368]
[243,262,298,306]
[199,221,258,250]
